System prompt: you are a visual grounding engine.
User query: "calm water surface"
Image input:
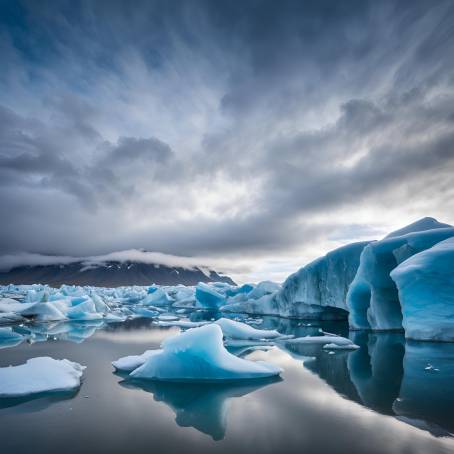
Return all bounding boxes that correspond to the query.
[1,314,454,454]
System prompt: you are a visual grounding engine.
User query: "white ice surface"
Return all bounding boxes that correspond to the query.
[0,357,85,397]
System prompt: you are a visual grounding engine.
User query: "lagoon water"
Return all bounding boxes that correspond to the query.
[1,314,454,454]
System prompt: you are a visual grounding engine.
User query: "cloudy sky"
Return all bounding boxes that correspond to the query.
[1,0,454,282]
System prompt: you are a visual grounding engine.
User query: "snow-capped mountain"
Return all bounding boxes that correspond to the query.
[0,250,235,287]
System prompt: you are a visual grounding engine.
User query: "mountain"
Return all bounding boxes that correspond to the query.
[0,251,235,287]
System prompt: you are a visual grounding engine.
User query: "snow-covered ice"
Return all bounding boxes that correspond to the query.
[214,318,281,340]
[285,335,359,349]
[0,357,85,397]
[113,350,162,372]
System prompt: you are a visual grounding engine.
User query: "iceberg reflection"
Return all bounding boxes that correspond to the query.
[120,377,280,440]
[293,331,454,436]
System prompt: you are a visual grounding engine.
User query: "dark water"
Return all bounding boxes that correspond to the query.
[1,314,454,454]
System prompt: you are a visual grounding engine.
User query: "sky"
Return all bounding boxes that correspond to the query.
[1,0,454,282]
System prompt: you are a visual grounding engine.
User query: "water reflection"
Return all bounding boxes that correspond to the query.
[287,330,454,436]
[0,390,79,412]
[119,377,281,440]
[1,312,454,441]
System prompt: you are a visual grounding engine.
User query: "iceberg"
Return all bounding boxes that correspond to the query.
[119,324,282,381]
[274,242,370,318]
[113,350,162,372]
[348,224,454,331]
[195,283,226,309]
[247,281,281,300]
[222,244,368,319]
[21,302,67,322]
[285,334,359,349]
[0,357,85,397]
[156,320,209,328]
[142,288,172,307]
[0,298,36,313]
[214,317,281,340]
[390,237,454,341]
[0,327,24,349]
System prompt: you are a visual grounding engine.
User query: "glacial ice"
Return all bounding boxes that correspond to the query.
[221,243,368,320]
[195,283,226,309]
[1,217,453,343]
[122,324,282,381]
[390,237,454,341]
[274,242,370,319]
[348,226,454,331]
[0,357,85,397]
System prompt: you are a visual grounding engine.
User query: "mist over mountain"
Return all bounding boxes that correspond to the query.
[0,250,235,287]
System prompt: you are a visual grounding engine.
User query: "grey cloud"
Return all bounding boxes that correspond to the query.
[0,0,454,267]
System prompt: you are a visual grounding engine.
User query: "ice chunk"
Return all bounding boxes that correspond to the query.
[195,283,226,309]
[156,320,209,328]
[285,335,358,348]
[0,327,24,349]
[113,350,162,372]
[104,312,127,322]
[133,307,160,318]
[21,302,67,322]
[348,224,454,331]
[214,318,281,340]
[322,342,359,350]
[123,324,282,381]
[225,284,254,297]
[142,288,172,306]
[0,357,85,397]
[158,314,180,321]
[0,298,36,313]
[0,312,24,325]
[390,237,454,341]
[247,281,281,300]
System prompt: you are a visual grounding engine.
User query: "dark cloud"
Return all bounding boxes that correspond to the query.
[0,0,454,276]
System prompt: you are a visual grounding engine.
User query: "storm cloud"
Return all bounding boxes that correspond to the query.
[1,0,454,280]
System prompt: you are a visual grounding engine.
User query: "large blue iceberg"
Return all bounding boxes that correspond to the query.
[347,222,454,331]
[390,237,454,341]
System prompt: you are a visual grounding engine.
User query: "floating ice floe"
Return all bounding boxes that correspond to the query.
[285,335,359,349]
[158,314,180,322]
[214,317,281,340]
[0,357,85,397]
[116,324,282,381]
[113,349,163,372]
[155,320,209,328]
